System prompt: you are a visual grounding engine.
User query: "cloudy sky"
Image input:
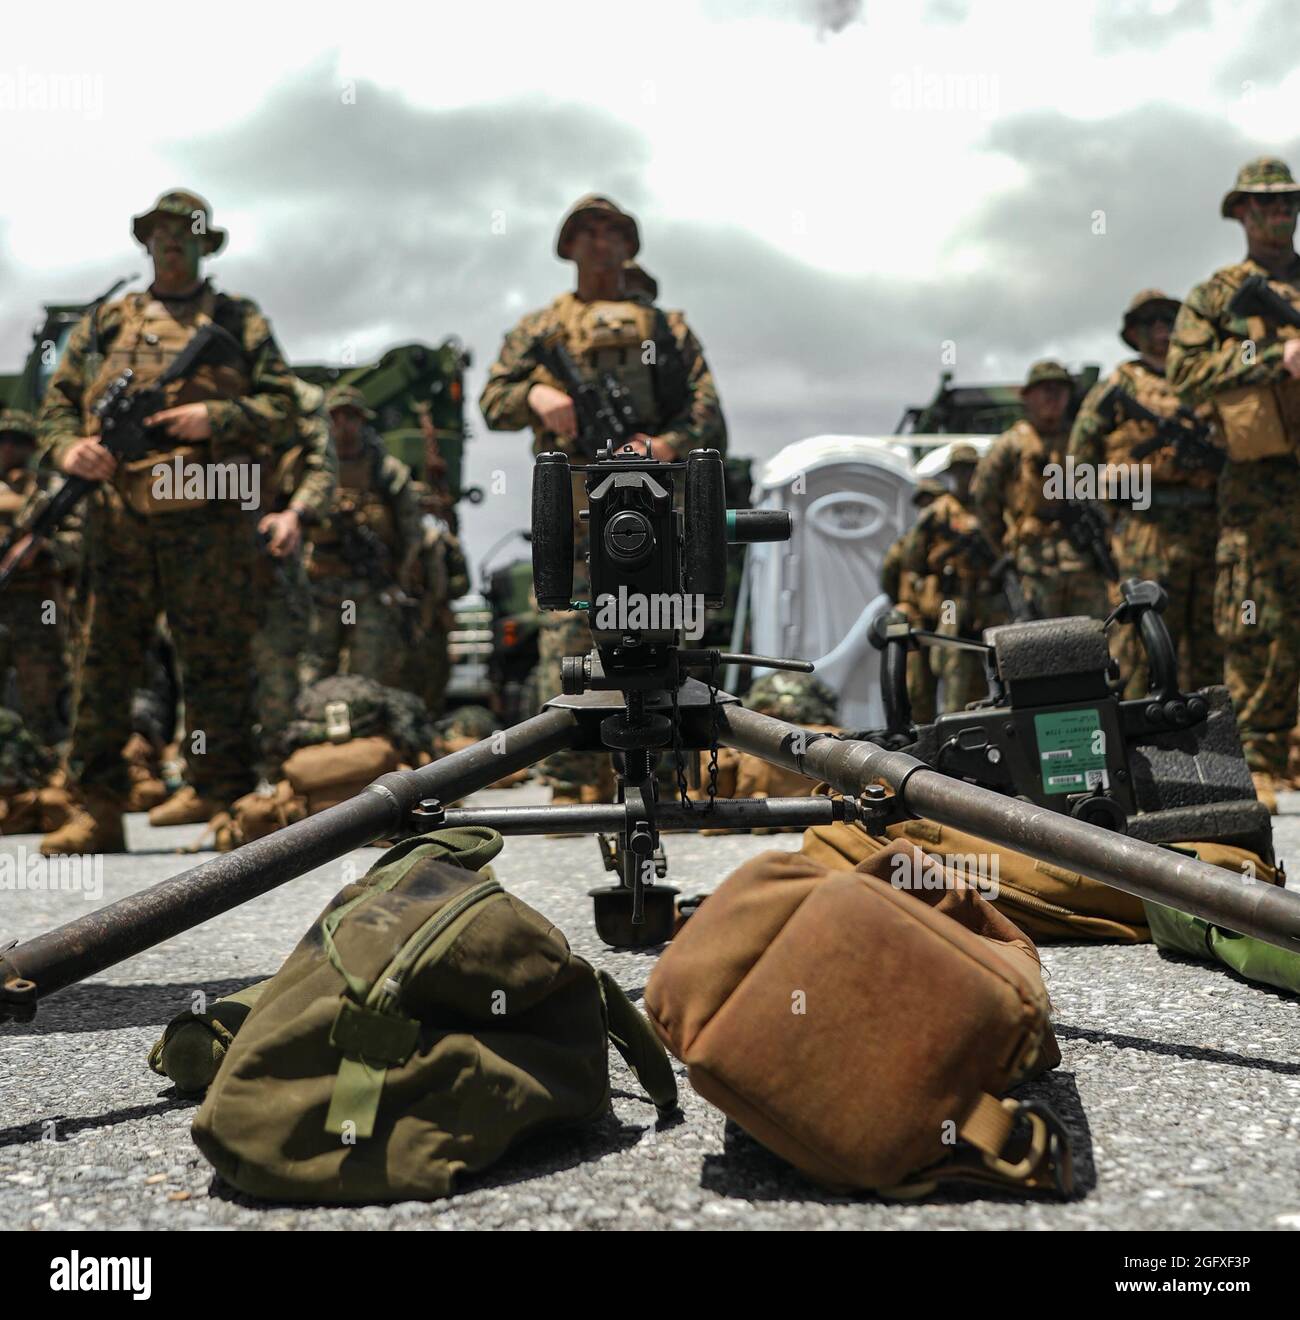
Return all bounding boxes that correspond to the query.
[1,0,1297,568]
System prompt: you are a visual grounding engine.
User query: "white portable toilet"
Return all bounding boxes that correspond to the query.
[740,435,918,730]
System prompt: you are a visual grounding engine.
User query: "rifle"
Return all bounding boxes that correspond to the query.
[534,333,639,455]
[0,320,242,593]
[941,526,1037,623]
[1227,273,1300,332]
[1099,385,1225,474]
[331,502,419,638]
[1050,498,1119,583]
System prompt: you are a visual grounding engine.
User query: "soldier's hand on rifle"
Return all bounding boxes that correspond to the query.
[60,437,118,481]
[145,402,212,441]
[632,433,678,460]
[1283,339,1300,378]
[527,383,577,438]
[258,508,302,557]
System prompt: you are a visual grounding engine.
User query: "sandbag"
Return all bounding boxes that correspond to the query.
[645,841,1070,1197]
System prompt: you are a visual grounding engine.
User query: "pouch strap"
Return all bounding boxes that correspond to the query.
[598,970,678,1117]
[881,1094,1074,1200]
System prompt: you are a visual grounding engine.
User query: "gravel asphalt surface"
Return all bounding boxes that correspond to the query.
[2,783,1298,1231]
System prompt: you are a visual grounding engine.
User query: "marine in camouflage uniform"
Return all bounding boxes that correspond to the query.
[301,386,424,693]
[899,446,996,714]
[1167,158,1300,806]
[972,359,1111,621]
[0,409,81,747]
[1070,290,1223,698]
[248,377,338,777]
[885,479,945,720]
[396,502,469,718]
[36,190,298,853]
[479,194,727,802]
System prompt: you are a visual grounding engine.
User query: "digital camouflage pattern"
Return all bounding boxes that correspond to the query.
[132,188,226,253]
[1069,358,1221,696]
[480,281,727,795]
[35,275,299,809]
[0,706,56,792]
[1168,242,1300,775]
[1220,156,1300,218]
[279,674,436,766]
[0,464,82,746]
[478,291,726,460]
[251,380,339,772]
[396,515,470,717]
[37,282,297,468]
[302,429,424,693]
[900,490,1001,714]
[971,418,1110,620]
[746,671,839,725]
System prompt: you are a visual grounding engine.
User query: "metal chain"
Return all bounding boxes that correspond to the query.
[706,652,720,813]
[669,657,691,808]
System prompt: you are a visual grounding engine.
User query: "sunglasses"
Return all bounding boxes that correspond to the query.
[1133,313,1175,328]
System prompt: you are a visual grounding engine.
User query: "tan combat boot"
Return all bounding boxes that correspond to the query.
[148,784,221,826]
[40,789,127,855]
[1251,771,1279,816]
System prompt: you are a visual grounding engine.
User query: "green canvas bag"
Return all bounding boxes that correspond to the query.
[1144,842,1300,996]
[189,826,678,1203]
[148,980,271,1095]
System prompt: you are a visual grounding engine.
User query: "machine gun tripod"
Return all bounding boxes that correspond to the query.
[6,457,1300,1020]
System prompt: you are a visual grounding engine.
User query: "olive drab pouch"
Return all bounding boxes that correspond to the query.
[645,841,1071,1199]
[191,826,677,1203]
[1144,842,1299,994]
[148,981,271,1095]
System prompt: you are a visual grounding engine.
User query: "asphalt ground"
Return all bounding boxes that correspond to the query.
[1,783,1298,1232]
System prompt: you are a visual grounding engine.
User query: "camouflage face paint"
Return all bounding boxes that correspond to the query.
[1244,196,1299,247]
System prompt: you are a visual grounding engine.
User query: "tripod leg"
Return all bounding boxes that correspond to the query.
[1,706,582,1013]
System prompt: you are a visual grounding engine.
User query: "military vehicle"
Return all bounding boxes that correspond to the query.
[895,365,1101,443]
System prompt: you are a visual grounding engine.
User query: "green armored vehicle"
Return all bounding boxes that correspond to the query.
[895,366,1101,443]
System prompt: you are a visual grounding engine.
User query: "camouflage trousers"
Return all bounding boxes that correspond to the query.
[250,554,313,775]
[1214,459,1300,776]
[72,499,260,803]
[533,543,613,795]
[403,624,451,719]
[0,579,71,748]
[1108,506,1221,699]
[302,574,409,692]
[1020,567,1111,621]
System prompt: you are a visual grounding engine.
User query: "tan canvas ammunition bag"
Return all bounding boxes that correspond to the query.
[803,813,1152,943]
[644,841,1071,1197]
